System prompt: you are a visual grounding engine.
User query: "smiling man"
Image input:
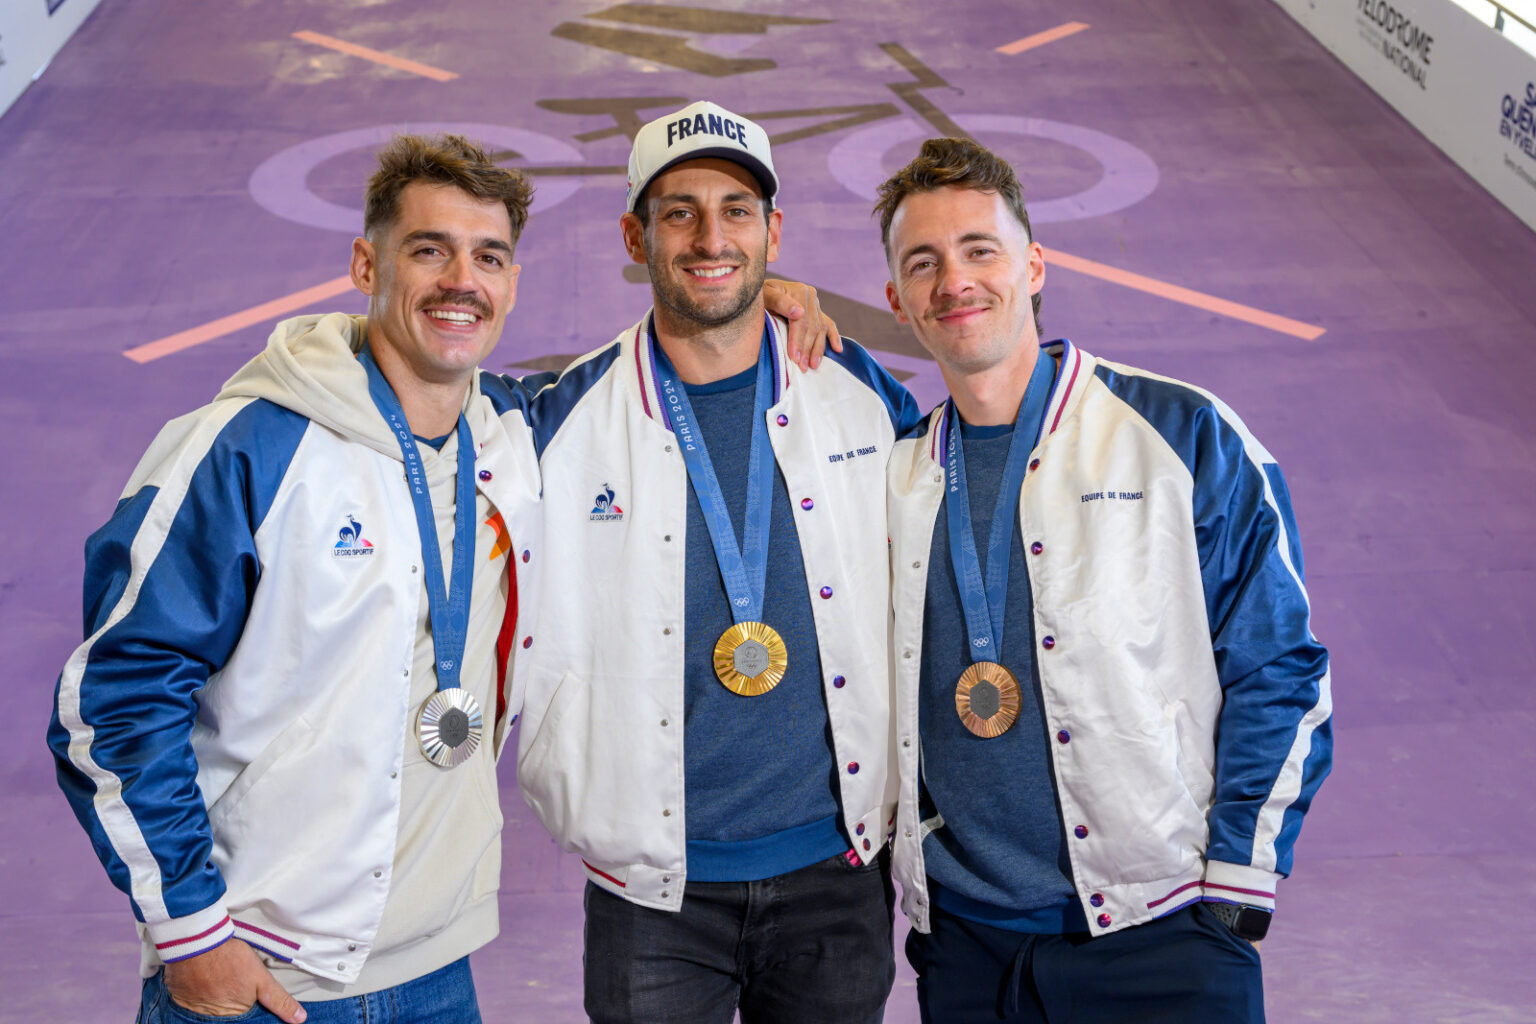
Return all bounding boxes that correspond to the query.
[48,130,838,1024]
[881,137,1333,1023]
[514,101,922,1023]
[48,134,544,1024]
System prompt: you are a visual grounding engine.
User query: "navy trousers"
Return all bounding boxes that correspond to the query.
[905,902,1264,1023]
[584,849,897,1024]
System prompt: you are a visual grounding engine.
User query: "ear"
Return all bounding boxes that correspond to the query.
[506,264,521,313]
[350,236,378,297]
[1026,241,1045,297]
[765,207,784,264]
[885,280,910,325]
[620,212,648,265]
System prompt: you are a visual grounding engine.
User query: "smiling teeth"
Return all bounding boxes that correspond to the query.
[689,268,733,278]
[428,310,478,323]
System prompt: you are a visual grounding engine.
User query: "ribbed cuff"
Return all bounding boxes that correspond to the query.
[146,903,234,964]
[1203,859,1280,911]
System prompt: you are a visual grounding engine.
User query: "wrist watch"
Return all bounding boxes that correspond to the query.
[1205,900,1271,940]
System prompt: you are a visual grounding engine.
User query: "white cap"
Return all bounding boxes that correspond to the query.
[626,101,778,214]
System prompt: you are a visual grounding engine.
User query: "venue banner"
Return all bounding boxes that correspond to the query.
[1270,0,1536,232]
[0,0,105,120]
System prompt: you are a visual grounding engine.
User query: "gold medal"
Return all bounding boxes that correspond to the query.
[713,621,789,696]
[417,689,483,768]
[955,662,1022,738]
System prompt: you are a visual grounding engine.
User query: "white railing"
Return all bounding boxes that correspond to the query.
[1449,0,1536,56]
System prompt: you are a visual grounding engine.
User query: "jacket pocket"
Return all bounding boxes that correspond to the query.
[466,752,504,903]
[206,716,317,832]
[516,670,588,848]
[516,668,671,866]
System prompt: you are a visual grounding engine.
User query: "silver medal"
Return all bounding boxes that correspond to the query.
[417,689,483,768]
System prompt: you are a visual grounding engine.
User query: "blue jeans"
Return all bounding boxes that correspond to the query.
[136,955,481,1024]
[584,849,897,1024]
[906,902,1264,1023]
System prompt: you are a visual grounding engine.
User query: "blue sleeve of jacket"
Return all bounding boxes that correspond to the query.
[1181,400,1332,878]
[1098,367,1332,882]
[47,399,309,927]
[1200,439,1331,878]
[825,338,926,436]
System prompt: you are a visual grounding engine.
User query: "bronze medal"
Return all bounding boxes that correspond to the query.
[713,621,789,696]
[955,662,1022,738]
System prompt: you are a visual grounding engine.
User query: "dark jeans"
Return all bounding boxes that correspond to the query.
[905,902,1264,1023]
[136,955,481,1024]
[584,849,897,1024]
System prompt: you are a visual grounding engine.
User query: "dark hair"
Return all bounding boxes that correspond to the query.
[874,137,1041,335]
[364,134,534,244]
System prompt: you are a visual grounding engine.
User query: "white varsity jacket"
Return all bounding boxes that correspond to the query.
[888,340,1332,937]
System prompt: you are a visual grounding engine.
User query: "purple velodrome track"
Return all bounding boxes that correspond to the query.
[3,0,1535,1020]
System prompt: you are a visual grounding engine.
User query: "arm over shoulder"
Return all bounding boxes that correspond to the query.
[825,339,926,437]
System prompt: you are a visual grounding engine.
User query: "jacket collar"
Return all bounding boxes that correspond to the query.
[925,338,1091,465]
[627,309,793,427]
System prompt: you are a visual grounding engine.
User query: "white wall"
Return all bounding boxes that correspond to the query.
[1270,0,1536,232]
[0,0,105,120]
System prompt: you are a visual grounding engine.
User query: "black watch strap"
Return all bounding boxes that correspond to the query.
[1204,900,1271,940]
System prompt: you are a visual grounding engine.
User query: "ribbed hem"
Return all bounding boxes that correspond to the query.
[267,895,499,1000]
[1203,859,1280,912]
[929,879,1087,934]
[685,815,849,883]
[144,904,233,965]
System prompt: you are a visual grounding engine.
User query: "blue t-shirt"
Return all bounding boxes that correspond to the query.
[917,352,1084,933]
[680,365,845,881]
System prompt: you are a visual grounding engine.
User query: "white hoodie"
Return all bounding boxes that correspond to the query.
[50,313,543,992]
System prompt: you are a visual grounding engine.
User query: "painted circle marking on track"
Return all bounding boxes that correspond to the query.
[826,114,1159,223]
[248,123,584,232]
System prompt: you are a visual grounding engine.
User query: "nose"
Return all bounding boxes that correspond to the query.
[936,260,974,300]
[439,250,478,293]
[692,211,729,257]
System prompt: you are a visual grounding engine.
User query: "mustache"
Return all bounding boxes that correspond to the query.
[676,249,749,269]
[419,291,492,319]
[929,301,990,319]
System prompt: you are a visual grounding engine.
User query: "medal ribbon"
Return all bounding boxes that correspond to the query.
[360,346,476,692]
[944,353,1058,663]
[651,318,776,625]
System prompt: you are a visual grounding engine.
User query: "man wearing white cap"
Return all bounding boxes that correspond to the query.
[514,101,923,1022]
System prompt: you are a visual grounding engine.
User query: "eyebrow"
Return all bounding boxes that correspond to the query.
[897,231,1005,266]
[654,190,761,207]
[400,229,513,254]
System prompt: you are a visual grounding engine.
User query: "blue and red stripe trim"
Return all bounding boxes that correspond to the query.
[230,919,300,963]
[1042,339,1082,437]
[928,402,951,463]
[232,918,301,951]
[1204,882,1275,901]
[583,860,626,888]
[633,324,653,421]
[1152,893,1204,919]
[154,914,231,951]
[1146,879,1203,909]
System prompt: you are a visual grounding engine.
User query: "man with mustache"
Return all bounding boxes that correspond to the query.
[514,101,923,1023]
[880,136,1332,1022]
[47,131,832,1024]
